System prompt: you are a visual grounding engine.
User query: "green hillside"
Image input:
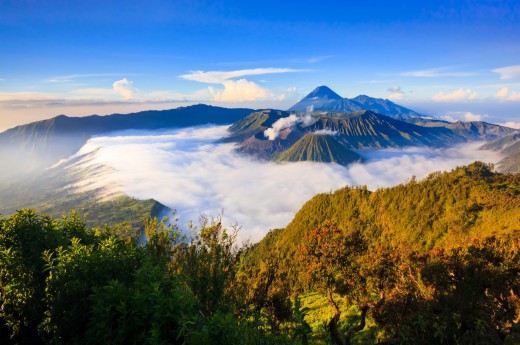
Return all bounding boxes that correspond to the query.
[243,162,520,299]
[0,153,168,235]
[240,162,520,344]
[267,162,519,260]
[276,133,360,164]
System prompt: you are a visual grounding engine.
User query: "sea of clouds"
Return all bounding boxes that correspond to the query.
[64,125,502,242]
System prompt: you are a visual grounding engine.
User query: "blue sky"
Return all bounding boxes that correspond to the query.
[1,0,520,130]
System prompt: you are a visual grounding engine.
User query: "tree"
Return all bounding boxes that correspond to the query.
[299,220,367,345]
[170,214,241,315]
[0,210,87,345]
[375,236,520,344]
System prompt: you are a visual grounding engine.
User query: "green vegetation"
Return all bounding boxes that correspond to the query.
[0,211,294,345]
[1,162,519,344]
[0,149,168,235]
[276,162,519,255]
[244,162,520,344]
[0,189,164,238]
[276,134,360,165]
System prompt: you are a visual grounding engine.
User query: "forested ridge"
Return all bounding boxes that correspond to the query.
[1,162,519,344]
[239,162,520,344]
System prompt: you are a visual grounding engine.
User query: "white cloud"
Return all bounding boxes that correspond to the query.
[463,112,483,121]
[275,86,298,102]
[264,114,313,140]
[72,78,140,100]
[492,65,520,80]
[510,92,520,101]
[496,87,509,99]
[0,89,195,112]
[306,55,334,63]
[0,91,60,102]
[46,73,141,84]
[146,88,212,102]
[180,68,300,84]
[389,94,404,101]
[359,79,397,84]
[440,111,485,122]
[209,79,268,102]
[72,88,118,96]
[180,68,301,103]
[499,121,520,129]
[0,79,139,105]
[63,125,502,242]
[313,129,338,135]
[432,89,478,102]
[495,87,520,101]
[113,78,137,100]
[401,68,475,78]
[387,85,405,100]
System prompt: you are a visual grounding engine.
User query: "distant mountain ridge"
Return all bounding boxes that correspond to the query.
[0,104,254,180]
[289,85,424,120]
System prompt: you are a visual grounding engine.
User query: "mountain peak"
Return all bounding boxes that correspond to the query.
[288,86,425,119]
[352,94,372,102]
[304,85,342,100]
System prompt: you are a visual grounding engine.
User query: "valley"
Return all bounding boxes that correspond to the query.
[0,86,512,241]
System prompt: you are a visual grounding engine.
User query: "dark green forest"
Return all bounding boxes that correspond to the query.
[1,162,519,344]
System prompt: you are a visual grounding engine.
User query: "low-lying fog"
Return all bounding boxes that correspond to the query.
[65,125,502,242]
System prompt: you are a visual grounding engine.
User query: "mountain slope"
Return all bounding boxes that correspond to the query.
[419,120,518,141]
[225,109,290,142]
[228,108,515,164]
[350,94,423,119]
[234,127,303,159]
[276,133,360,164]
[245,163,520,286]
[0,156,169,234]
[231,102,517,164]
[481,133,520,173]
[0,104,253,180]
[289,86,424,119]
[229,110,462,162]
[307,110,461,148]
